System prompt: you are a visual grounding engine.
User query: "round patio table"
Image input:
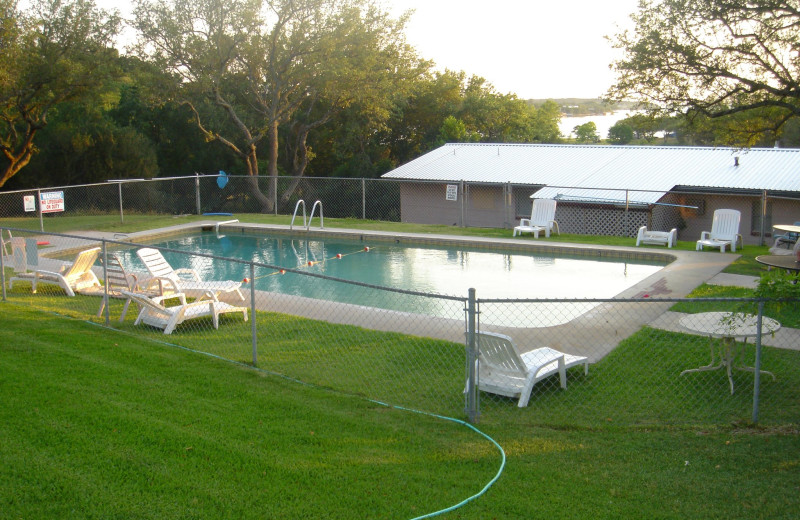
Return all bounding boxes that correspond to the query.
[772,224,800,235]
[755,255,800,273]
[679,312,780,394]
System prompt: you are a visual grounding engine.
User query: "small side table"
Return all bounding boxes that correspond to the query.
[679,312,780,394]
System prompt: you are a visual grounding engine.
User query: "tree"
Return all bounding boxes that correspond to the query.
[438,115,467,143]
[608,0,800,146]
[608,122,634,144]
[573,121,599,143]
[619,113,660,143]
[0,0,120,188]
[132,0,419,212]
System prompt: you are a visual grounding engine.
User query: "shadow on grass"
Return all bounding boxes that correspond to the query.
[5,281,799,429]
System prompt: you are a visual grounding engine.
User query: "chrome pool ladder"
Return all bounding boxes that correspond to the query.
[290,200,324,231]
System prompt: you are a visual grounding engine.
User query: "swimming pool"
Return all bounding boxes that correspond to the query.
[117,231,668,327]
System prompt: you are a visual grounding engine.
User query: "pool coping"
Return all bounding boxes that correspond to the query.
[30,221,742,361]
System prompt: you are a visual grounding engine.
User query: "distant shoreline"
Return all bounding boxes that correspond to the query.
[528,98,638,118]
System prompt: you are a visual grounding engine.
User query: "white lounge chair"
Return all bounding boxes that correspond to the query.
[121,290,248,334]
[636,226,677,248]
[513,198,560,238]
[80,253,154,321]
[1,228,12,255]
[10,245,102,297]
[136,247,245,301]
[7,237,34,288]
[470,331,589,407]
[696,209,743,253]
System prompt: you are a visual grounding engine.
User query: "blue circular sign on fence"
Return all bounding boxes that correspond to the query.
[217,170,229,189]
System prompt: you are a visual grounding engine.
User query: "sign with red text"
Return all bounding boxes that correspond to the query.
[40,191,65,213]
[23,195,36,212]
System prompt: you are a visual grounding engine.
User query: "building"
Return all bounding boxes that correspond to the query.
[381,143,800,244]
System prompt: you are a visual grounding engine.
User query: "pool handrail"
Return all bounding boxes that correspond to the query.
[290,200,306,230]
[290,200,323,230]
[308,200,324,230]
[215,219,239,237]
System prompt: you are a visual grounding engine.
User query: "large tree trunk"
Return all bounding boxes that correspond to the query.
[0,127,38,188]
[280,122,312,205]
[243,143,271,213]
[264,120,280,214]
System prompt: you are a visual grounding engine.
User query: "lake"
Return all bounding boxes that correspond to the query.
[559,110,638,140]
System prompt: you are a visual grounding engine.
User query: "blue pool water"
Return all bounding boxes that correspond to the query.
[118,232,667,325]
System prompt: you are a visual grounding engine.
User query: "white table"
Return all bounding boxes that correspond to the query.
[773,224,800,234]
[679,312,780,394]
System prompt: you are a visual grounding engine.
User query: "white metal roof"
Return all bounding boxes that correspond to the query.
[381,143,800,196]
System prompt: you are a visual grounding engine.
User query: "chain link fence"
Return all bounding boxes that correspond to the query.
[3,226,798,427]
[2,176,799,249]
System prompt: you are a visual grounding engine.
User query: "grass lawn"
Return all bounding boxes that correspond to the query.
[2,214,798,518]
[2,302,799,518]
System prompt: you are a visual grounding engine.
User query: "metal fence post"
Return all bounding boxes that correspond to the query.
[102,241,110,326]
[625,189,630,237]
[117,182,124,224]
[361,178,366,220]
[460,181,466,228]
[195,173,202,215]
[273,176,278,216]
[251,262,258,366]
[752,301,765,423]
[760,190,768,247]
[0,229,6,302]
[465,288,479,423]
[37,189,44,232]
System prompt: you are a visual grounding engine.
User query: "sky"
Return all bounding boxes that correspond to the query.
[94,0,640,101]
[384,0,640,100]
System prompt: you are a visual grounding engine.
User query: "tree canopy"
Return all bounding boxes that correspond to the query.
[131,0,421,212]
[1,0,566,192]
[608,0,800,146]
[573,121,599,143]
[0,0,120,188]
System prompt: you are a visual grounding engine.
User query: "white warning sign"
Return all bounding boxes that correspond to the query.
[40,191,65,213]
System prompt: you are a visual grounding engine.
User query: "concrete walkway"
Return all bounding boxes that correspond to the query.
[707,272,759,289]
[652,272,800,352]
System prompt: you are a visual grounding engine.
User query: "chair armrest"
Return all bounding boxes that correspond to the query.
[519,218,531,227]
[531,354,565,378]
[183,298,217,310]
[34,269,63,278]
[127,272,139,289]
[669,228,678,247]
[144,276,181,296]
[195,290,219,302]
[699,231,710,240]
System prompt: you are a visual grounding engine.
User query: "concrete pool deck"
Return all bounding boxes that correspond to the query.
[14,221,795,359]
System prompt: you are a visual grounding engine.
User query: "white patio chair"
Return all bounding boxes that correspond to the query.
[696,209,743,253]
[513,198,560,238]
[469,331,589,407]
[10,245,102,297]
[136,247,244,301]
[121,290,248,334]
[80,253,156,321]
[636,226,678,248]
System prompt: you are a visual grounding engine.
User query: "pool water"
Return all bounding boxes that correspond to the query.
[119,232,667,325]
